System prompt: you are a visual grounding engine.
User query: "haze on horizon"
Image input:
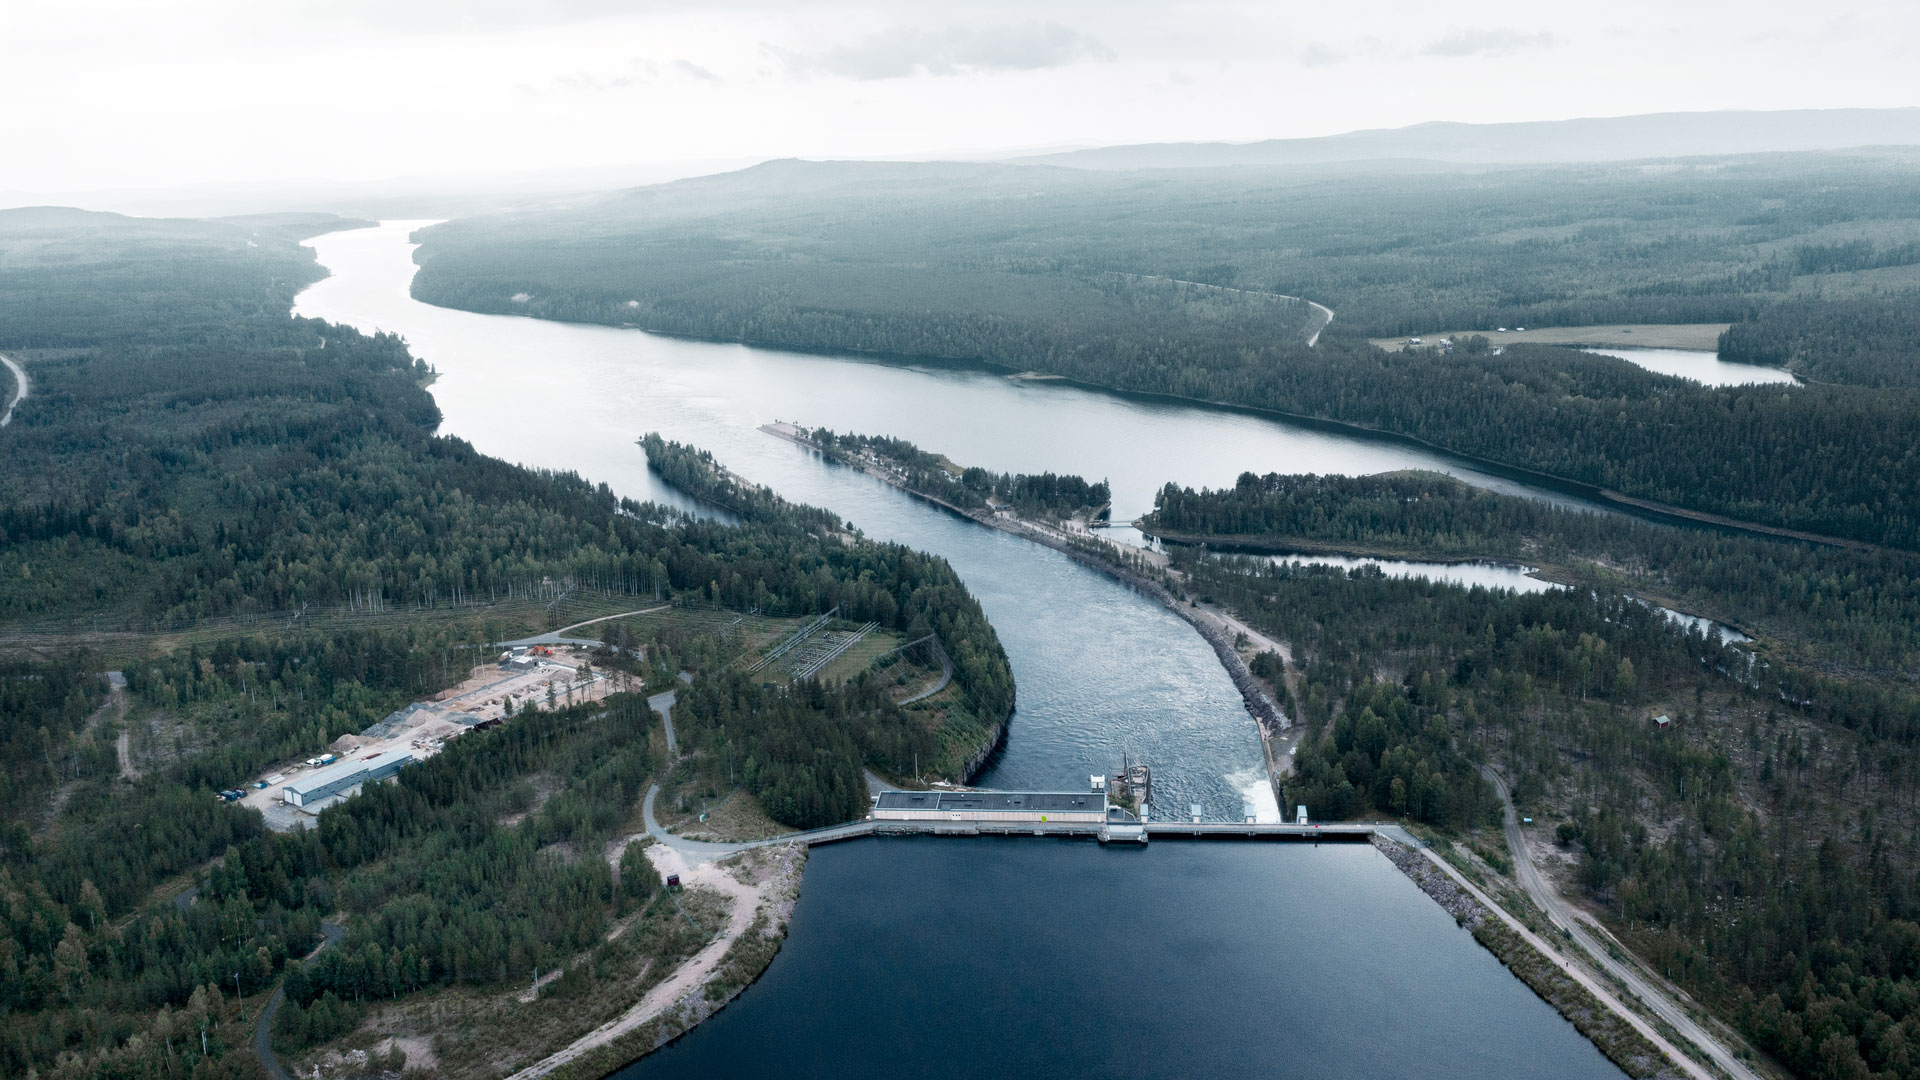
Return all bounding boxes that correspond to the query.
[7,0,1919,208]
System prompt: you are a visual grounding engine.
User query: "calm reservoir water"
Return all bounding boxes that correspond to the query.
[294,221,1634,1076]
[614,839,1624,1080]
[1587,346,1798,387]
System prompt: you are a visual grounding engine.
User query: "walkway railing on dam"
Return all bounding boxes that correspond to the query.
[786,819,1391,846]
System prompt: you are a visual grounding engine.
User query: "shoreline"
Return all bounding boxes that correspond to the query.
[1138,528,1759,646]
[411,284,1876,554]
[759,423,1290,766]
[1372,835,1700,1080]
[512,843,807,1080]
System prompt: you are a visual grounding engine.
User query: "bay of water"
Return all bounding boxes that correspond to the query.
[1257,554,1749,642]
[1587,346,1798,387]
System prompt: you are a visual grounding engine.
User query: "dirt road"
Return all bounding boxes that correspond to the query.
[1,353,28,427]
[1406,839,1717,1080]
[1483,766,1762,1080]
[502,841,799,1080]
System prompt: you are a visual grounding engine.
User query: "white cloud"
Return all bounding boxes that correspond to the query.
[1421,28,1559,58]
[1296,42,1346,68]
[781,21,1115,80]
[0,0,1916,198]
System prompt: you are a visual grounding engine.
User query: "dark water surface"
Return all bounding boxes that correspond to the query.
[615,839,1623,1079]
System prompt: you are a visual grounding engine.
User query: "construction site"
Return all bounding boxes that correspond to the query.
[231,598,954,833]
[244,642,617,831]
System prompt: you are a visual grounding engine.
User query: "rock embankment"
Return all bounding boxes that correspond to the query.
[1372,835,1686,1080]
[1372,835,1486,928]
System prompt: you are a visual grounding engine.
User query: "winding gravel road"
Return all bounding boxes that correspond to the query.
[1483,765,1762,1080]
[256,922,346,1080]
[0,353,27,427]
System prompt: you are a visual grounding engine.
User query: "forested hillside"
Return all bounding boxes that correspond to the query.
[1141,468,1920,1078]
[1145,471,1920,677]
[801,427,1110,520]
[1183,549,1920,1079]
[640,434,1015,741]
[0,209,1014,1078]
[412,153,1920,340]
[1719,293,1920,387]
[409,155,1920,551]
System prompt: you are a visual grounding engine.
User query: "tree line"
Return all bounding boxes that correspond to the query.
[1720,293,1920,388]
[804,427,1110,519]
[1145,469,1920,678]
[1156,472,1920,1080]
[410,158,1920,551]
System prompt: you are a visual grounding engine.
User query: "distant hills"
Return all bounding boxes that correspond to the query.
[1013,108,1920,169]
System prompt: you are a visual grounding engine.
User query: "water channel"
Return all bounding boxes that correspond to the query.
[295,220,1631,1076]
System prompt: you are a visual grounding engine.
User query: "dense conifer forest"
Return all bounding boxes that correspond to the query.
[409,154,1920,551]
[1719,293,1920,387]
[0,208,1013,1078]
[801,428,1110,519]
[1146,471,1920,677]
[1154,471,1920,1079]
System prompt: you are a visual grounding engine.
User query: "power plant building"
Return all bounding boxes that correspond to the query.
[282,748,414,808]
[872,790,1107,824]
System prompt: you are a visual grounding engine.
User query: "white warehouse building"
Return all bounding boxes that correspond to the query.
[283,749,414,808]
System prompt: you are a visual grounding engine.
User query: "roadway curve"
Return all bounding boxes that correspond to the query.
[256,922,346,1080]
[640,784,872,863]
[897,642,952,704]
[1483,766,1762,1080]
[1110,273,1333,348]
[1300,297,1334,347]
[0,353,28,427]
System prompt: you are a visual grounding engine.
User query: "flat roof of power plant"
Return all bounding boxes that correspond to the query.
[874,791,1106,814]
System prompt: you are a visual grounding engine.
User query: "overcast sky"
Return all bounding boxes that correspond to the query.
[7,0,1918,199]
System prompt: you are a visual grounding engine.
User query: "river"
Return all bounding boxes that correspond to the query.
[294,220,1629,1076]
[1253,553,1750,642]
[295,220,1619,819]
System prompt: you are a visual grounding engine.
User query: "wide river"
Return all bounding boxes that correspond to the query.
[296,221,1626,1076]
